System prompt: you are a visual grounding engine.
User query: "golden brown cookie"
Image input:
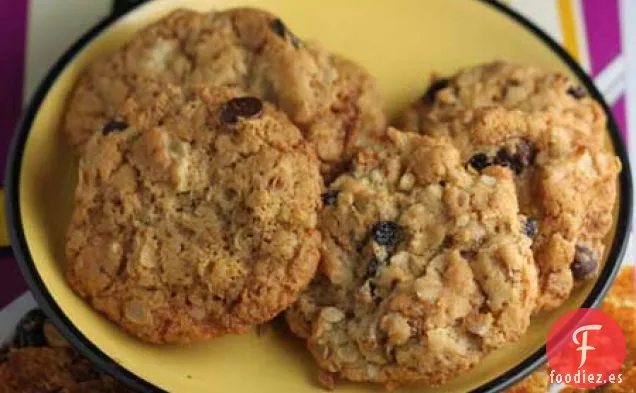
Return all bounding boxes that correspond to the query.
[0,309,132,393]
[63,7,386,178]
[286,128,538,388]
[66,85,322,343]
[395,62,605,135]
[394,104,620,311]
[394,62,620,311]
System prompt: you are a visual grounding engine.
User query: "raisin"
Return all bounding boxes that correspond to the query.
[270,18,302,48]
[221,97,263,124]
[102,120,128,135]
[270,18,286,38]
[369,282,382,306]
[524,217,539,238]
[372,221,401,246]
[515,140,536,168]
[422,78,450,104]
[12,309,47,348]
[366,257,380,278]
[494,140,536,174]
[468,153,491,171]
[494,148,521,174]
[441,235,453,248]
[356,242,365,253]
[321,190,339,206]
[460,250,477,260]
[571,244,598,280]
[567,86,586,99]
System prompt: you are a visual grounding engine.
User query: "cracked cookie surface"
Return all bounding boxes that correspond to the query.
[63,7,386,178]
[396,61,605,135]
[396,105,620,311]
[286,128,538,388]
[66,86,322,343]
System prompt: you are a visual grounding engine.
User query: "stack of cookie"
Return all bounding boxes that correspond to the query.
[395,62,620,312]
[64,8,384,344]
[59,7,621,390]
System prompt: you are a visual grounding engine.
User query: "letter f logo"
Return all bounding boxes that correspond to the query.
[572,324,603,368]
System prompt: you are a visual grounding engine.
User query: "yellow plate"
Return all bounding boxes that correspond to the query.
[5,0,631,392]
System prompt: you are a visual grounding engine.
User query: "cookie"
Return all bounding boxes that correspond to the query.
[66,85,322,343]
[0,347,126,393]
[504,366,549,393]
[396,105,620,311]
[63,7,386,178]
[395,61,605,135]
[0,309,131,393]
[600,266,636,365]
[286,128,538,388]
[394,63,619,311]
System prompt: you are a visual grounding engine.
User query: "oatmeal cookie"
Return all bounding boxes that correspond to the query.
[66,85,322,343]
[63,7,386,177]
[0,309,131,393]
[396,106,620,311]
[396,62,605,136]
[286,128,538,388]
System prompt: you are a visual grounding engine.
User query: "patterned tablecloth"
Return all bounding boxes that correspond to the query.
[0,0,634,389]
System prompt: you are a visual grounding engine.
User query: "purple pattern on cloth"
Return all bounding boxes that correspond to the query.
[0,0,28,181]
[0,1,28,309]
[612,94,627,142]
[582,0,622,76]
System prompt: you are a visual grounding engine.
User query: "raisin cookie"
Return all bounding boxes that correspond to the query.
[286,128,538,388]
[0,309,132,393]
[66,85,322,343]
[396,61,605,135]
[399,107,621,311]
[63,7,386,178]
